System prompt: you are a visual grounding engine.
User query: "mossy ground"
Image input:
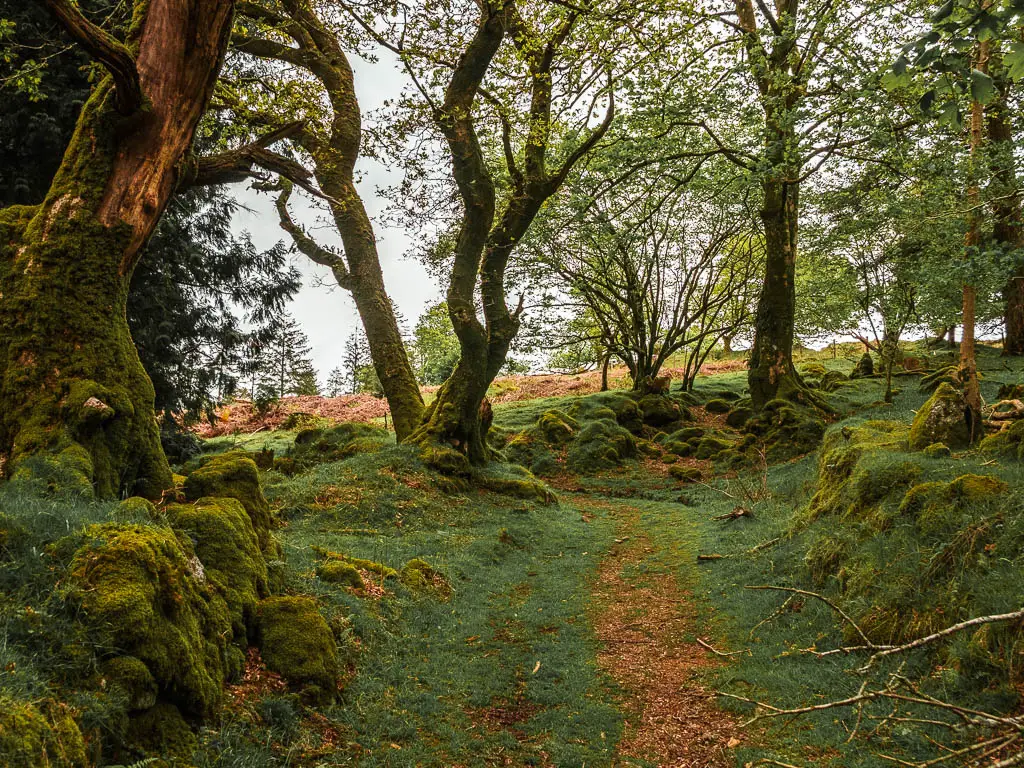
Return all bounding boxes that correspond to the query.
[3,342,1024,766]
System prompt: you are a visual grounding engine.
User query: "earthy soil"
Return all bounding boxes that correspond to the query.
[582,497,740,767]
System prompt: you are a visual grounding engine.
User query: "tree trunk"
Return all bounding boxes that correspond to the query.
[600,353,610,391]
[961,40,989,437]
[722,334,733,355]
[0,0,233,498]
[748,176,802,408]
[985,56,1024,355]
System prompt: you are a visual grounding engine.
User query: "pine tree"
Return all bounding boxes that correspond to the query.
[342,330,371,394]
[326,367,347,397]
[245,313,320,398]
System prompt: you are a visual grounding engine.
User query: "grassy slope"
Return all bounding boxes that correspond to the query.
[4,343,1023,766]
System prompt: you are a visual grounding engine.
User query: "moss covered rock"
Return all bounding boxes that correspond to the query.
[704,398,732,414]
[165,497,269,641]
[536,410,579,444]
[124,701,196,761]
[64,523,232,718]
[725,406,753,428]
[919,364,960,393]
[256,596,340,705]
[668,465,702,482]
[566,420,637,473]
[116,496,159,521]
[922,442,951,458]
[744,399,826,462]
[317,560,364,589]
[0,698,87,768]
[850,352,874,379]
[103,655,159,711]
[909,383,970,451]
[400,558,450,595]
[184,452,276,557]
[637,394,688,427]
[289,423,391,469]
[694,436,734,460]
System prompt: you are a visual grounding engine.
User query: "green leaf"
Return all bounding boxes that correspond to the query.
[881,70,911,91]
[919,89,936,114]
[932,0,955,21]
[1005,42,1024,81]
[937,99,961,130]
[970,68,996,104]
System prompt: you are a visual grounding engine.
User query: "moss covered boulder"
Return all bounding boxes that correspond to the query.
[123,701,197,761]
[64,523,232,718]
[919,364,960,393]
[909,383,970,451]
[744,399,826,462]
[165,497,269,641]
[184,452,277,557]
[103,655,159,711]
[317,560,364,588]
[566,420,637,473]
[637,394,688,428]
[289,423,391,468]
[849,352,874,379]
[256,597,340,705]
[0,698,87,768]
[703,398,732,414]
[536,410,579,444]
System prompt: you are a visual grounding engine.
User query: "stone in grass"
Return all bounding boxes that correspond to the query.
[922,442,951,459]
[317,560,364,589]
[668,465,702,483]
[256,596,340,705]
[850,352,874,379]
[703,398,732,414]
[909,383,970,451]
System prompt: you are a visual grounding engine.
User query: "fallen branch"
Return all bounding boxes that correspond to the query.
[745,585,877,648]
[696,637,750,657]
[860,607,1024,672]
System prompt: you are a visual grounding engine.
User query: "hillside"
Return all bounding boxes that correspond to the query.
[4,344,1024,767]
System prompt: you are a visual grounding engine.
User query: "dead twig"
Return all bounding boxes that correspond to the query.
[696,637,750,657]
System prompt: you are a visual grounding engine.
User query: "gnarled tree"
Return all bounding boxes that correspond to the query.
[371,0,619,467]
[222,0,426,440]
[0,0,236,497]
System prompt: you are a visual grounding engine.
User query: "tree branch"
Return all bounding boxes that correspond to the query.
[38,0,142,114]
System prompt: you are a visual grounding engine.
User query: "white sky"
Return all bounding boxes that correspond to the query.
[230,53,440,381]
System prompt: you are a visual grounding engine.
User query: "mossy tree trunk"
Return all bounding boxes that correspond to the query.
[407,0,613,466]
[748,173,802,408]
[732,0,811,411]
[0,0,234,497]
[232,2,425,441]
[961,39,989,437]
[985,57,1024,356]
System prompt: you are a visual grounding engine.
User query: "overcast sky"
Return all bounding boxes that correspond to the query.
[230,52,440,382]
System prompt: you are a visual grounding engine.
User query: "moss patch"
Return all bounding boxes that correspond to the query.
[0,698,87,768]
[256,596,340,705]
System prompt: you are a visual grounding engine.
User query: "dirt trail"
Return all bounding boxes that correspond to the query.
[579,496,740,768]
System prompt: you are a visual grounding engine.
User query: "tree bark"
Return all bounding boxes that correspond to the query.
[748,175,802,408]
[601,352,610,391]
[235,2,425,441]
[961,40,989,437]
[0,0,234,497]
[985,56,1024,355]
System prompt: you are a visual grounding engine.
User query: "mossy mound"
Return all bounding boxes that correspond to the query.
[909,382,970,451]
[183,452,277,557]
[637,394,690,428]
[744,399,827,462]
[256,597,340,705]
[103,655,159,711]
[116,496,159,521]
[0,698,87,768]
[400,558,451,595]
[899,474,1008,534]
[979,419,1024,460]
[289,423,392,469]
[165,497,269,641]
[318,560,364,588]
[313,547,399,581]
[704,398,732,414]
[849,352,874,379]
[536,410,579,444]
[473,463,558,504]
[919,364,960,393]
[668,464,702,482]
[694,435,736,460]
[818,370,849,392]
[63,523,232,718]
[123,701,197,761]
[725,405,753,428]
[799,362,829,378]
[803,420,914,524]
[566,420,637,473]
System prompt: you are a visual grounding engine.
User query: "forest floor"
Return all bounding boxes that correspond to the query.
[6,343,1024,767]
